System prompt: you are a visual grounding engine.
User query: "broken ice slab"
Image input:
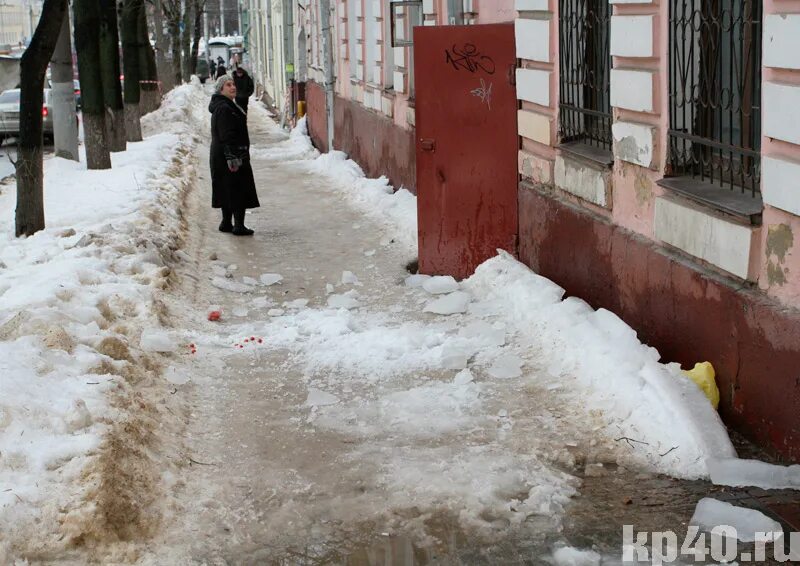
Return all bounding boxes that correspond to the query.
[304,388,340,407]
[259,273,283,286]
[690,497,783,542]
[487,353,524,379]
[708,458,800,490]
[424,291,471,315]
[422,275,460,295]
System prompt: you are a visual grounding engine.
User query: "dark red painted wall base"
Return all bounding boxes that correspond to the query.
[305,81,329,153]
[333,94,416,194]
[519,183,800,463]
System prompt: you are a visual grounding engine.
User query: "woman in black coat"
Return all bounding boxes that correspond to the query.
[209,75,259,235]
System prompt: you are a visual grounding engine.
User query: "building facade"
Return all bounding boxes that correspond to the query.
[0,0,42,48]
[246,0,800,461]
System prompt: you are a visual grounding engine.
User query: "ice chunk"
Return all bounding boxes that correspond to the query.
[708,458,800,490]
[305,388,340,407]
[404,274,431,288]
[453,368,474,386]
[164,367,191,385]
[325,283,335,294]
[690,498,783,542]
[267,308,285,316]
[141,329,176,352]
[328,292,360,310]
[232,306,249,317]
[259,273,283,286]
[440,343,470,370]
[459,320,506,346]
[487,353,523,379]
[551,546,601,566]
[242,276,259,286]
[424,291,471,315]
[422,275,459,295]
[341,271,361,285]
[211,277,253,293]
[284,298,309,309]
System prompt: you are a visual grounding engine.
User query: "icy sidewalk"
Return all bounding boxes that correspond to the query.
[132,100,760,564]
[0,82,208,561]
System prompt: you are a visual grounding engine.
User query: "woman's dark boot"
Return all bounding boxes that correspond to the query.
[232,208,254,236]
[219,207,233,232]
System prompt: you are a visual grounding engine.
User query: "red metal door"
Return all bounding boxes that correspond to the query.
[414,24,518,279]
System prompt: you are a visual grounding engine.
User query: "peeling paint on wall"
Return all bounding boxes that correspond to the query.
[765,223,793,287]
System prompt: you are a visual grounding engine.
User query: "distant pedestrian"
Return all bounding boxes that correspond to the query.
[209,75,259,236]
[209,59,217,81]
[233,66,254,113]
[215,57,226,79]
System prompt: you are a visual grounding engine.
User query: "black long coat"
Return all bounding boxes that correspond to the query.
[209,94,260,210]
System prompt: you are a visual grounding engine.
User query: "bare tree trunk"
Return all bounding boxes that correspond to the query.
[99,0,126,151]
[139,3,161,114]
[50,10,79,161]
[121,0,142,141]
[151,0,172,91]
[181,0,193,81]
[74,0,111,169]
[190,0,204,76]
[16,0,69,237]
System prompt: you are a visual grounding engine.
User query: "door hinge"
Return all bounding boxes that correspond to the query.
[507,63,517,86]
[420,138,436,152]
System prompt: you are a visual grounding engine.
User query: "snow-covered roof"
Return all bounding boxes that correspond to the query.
[207,35,244,47]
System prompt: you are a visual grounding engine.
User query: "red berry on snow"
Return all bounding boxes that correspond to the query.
[208,311,221,321]
[257,338,263,344]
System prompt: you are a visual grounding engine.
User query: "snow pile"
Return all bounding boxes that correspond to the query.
[250,116,319,162]
[0,82,205,556]
[309,150,418,250]
[462,252,735,479]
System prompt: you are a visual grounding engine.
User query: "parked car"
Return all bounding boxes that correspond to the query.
[0,88,55,141]
[73,79,81,110]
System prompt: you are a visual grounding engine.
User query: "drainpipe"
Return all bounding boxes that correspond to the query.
[319,0,334,151]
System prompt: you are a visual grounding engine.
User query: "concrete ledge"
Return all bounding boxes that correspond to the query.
[654,196,755,280]
[555,152,611,208]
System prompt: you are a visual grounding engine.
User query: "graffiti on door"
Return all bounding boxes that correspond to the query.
[444,43,496,75]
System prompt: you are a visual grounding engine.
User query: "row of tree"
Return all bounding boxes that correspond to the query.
[15,0,207,237]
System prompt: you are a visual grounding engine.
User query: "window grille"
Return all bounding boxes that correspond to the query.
[558,0,612,152]
[668,0,762,196]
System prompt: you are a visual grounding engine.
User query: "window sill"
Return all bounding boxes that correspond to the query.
[558,141,613,169]
[656,177,763,225]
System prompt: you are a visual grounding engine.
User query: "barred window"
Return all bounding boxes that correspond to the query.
[558,0,612,154]
[668,0,762,196]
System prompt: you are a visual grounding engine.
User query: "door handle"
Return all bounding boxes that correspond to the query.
[420,138,436,152]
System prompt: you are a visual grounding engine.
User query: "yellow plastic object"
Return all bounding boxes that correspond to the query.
[683,362,720,410]
[297,100,307,118]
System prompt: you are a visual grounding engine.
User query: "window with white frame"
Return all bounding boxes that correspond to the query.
[364,0,378,84]
[348,0,358,79]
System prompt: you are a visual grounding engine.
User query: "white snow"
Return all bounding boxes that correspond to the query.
[424,291,471,315]
[707,458,800,490]
[690,498,783,542]
[0,81,209,552]
[422,275,460,295]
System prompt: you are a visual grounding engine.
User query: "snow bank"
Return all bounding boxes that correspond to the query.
[462,252,735,479]
[708,458,800,490]
[0,81,206,557]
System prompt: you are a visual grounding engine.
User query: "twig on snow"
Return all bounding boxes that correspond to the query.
[615,436,650,449]
[660,446,678,457]
[188,456,216,466]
